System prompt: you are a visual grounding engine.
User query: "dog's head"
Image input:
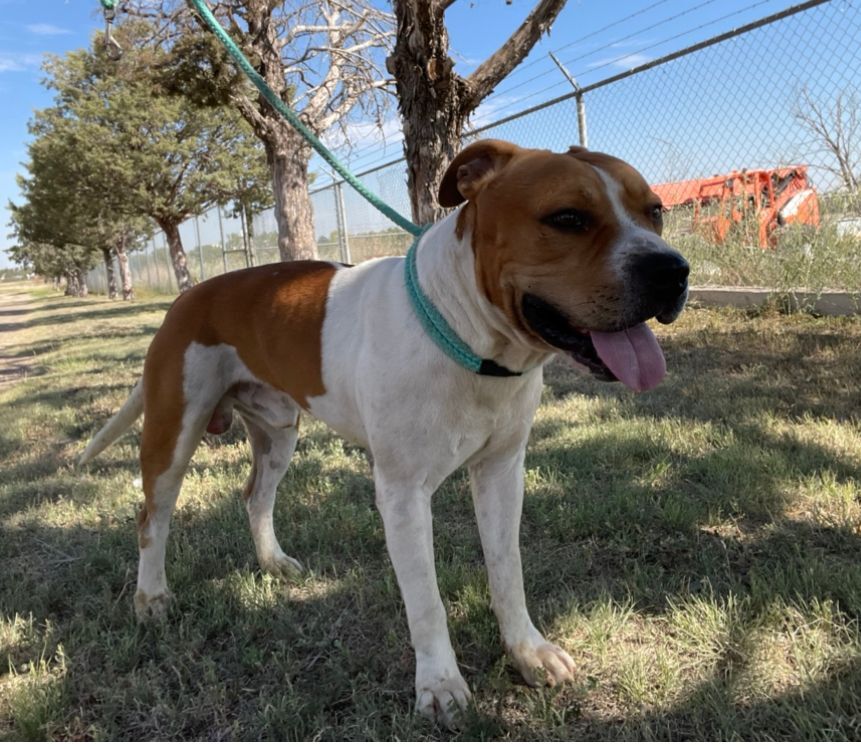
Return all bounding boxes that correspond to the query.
[439,139,689,391]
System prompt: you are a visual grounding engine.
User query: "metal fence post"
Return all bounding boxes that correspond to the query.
[240,206,255,267]
[334,181,351,264]
[217,207,228,274]
[143,246,153,288]
[575,91,588,149]
[194,214,206,280]
[549,52,588,148]
[159,232,175,292]
[150,236,160,289]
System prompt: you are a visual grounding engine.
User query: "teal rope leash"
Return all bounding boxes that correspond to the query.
[404,232,521,378]
[186,0,423,238]
[176,1,518,376]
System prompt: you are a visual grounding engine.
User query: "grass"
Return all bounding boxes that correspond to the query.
[89,195,861,298]
[1,279,861,739]
[664,206,861,294]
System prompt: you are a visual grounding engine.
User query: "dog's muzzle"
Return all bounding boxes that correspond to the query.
[625,249,690,324]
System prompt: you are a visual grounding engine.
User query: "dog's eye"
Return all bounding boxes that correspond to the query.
[649,205,664,225]
[543,209,593,233]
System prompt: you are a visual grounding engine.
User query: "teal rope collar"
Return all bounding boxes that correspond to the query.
[404,232,521,378]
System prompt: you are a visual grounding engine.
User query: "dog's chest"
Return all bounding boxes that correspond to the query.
[307,258,542,463]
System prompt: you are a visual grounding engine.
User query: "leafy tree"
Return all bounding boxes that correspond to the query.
[127,0,394,262]
[225,141,273,267]
[9,149,100,296]
[13,103,153,299]
[35,19,270,292]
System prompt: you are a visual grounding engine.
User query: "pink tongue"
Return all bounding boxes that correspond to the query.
[590,323,666,392]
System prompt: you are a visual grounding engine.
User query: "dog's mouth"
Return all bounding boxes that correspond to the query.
[521,293,667,392]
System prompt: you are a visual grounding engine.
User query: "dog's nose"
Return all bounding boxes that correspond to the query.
[629,250,690,297]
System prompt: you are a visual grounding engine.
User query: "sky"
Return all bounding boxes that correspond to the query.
[0,0,814,268]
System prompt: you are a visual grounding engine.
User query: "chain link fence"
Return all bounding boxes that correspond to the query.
[88,0,861,296]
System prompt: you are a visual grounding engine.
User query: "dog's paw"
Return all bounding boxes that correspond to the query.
[415,674,471,729]
[259,551,304,580]
[134,590,172,621]
[508,638,576,687]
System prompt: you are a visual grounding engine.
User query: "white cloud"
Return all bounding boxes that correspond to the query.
[323,115,406,170]
[0,53,43,73]
[26,23,71,36]
[470,94,537,129]
[587,52,653,71]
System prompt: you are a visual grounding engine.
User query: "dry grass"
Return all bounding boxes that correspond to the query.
[1,280,860,740]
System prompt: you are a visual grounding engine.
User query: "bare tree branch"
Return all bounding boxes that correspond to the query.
[465,0,566,109]
[794,86,860,192]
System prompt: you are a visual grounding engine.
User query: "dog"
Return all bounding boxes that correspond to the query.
[80,139,689,726]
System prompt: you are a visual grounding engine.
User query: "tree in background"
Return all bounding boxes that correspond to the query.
[27,19,270,292]
[201,0,393,261]
[9,135,101,296]
[387,0,567,223]
[130,0,394,262]
[225,140,275,267]
[16,100,154,299]
[795,86,860,193]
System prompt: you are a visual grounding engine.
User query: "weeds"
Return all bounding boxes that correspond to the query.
[1,282,860,739]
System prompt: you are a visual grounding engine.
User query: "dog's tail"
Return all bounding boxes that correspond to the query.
[79,379,144,466]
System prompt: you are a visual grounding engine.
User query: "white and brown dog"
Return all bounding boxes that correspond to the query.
[81,139,688,725]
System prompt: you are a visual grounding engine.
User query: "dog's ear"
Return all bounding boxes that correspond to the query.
[438,139,522,207]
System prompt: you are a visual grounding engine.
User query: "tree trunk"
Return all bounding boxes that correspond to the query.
[64,269,78,297]
[837,153,858,192]
[389,0,566,224]
[388,2,468,225]
[77,268,89,297]
[265,135,317,261]
[157,219,194,292]
[69,267,88,297]
[102,247,118,300]
[115,234,134,301]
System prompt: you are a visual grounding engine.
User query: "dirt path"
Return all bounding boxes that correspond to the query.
[0,282,41,389]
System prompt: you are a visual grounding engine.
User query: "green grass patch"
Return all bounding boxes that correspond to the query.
[1,280,860,739]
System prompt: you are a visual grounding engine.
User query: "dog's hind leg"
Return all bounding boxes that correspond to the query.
[235,383,303,579]
[134,351,228,620]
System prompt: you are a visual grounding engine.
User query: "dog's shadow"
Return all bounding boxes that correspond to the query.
[4,308,861,738]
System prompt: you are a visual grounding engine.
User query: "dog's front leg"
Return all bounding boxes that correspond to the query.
[470,449,577,687]
[374,477,471,727]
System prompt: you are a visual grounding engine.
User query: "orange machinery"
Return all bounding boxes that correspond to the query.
[652,166,820,248]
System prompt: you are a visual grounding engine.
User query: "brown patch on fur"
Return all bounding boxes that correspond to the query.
[176,262,336,409]
[137,506,151,548]
[465,146,625,334]
[438,139,521,208]
[138,261,336,524]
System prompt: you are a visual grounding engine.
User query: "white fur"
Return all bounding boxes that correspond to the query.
[305,211,572,723]
[592,165,669,265]
[86,207,579,727]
